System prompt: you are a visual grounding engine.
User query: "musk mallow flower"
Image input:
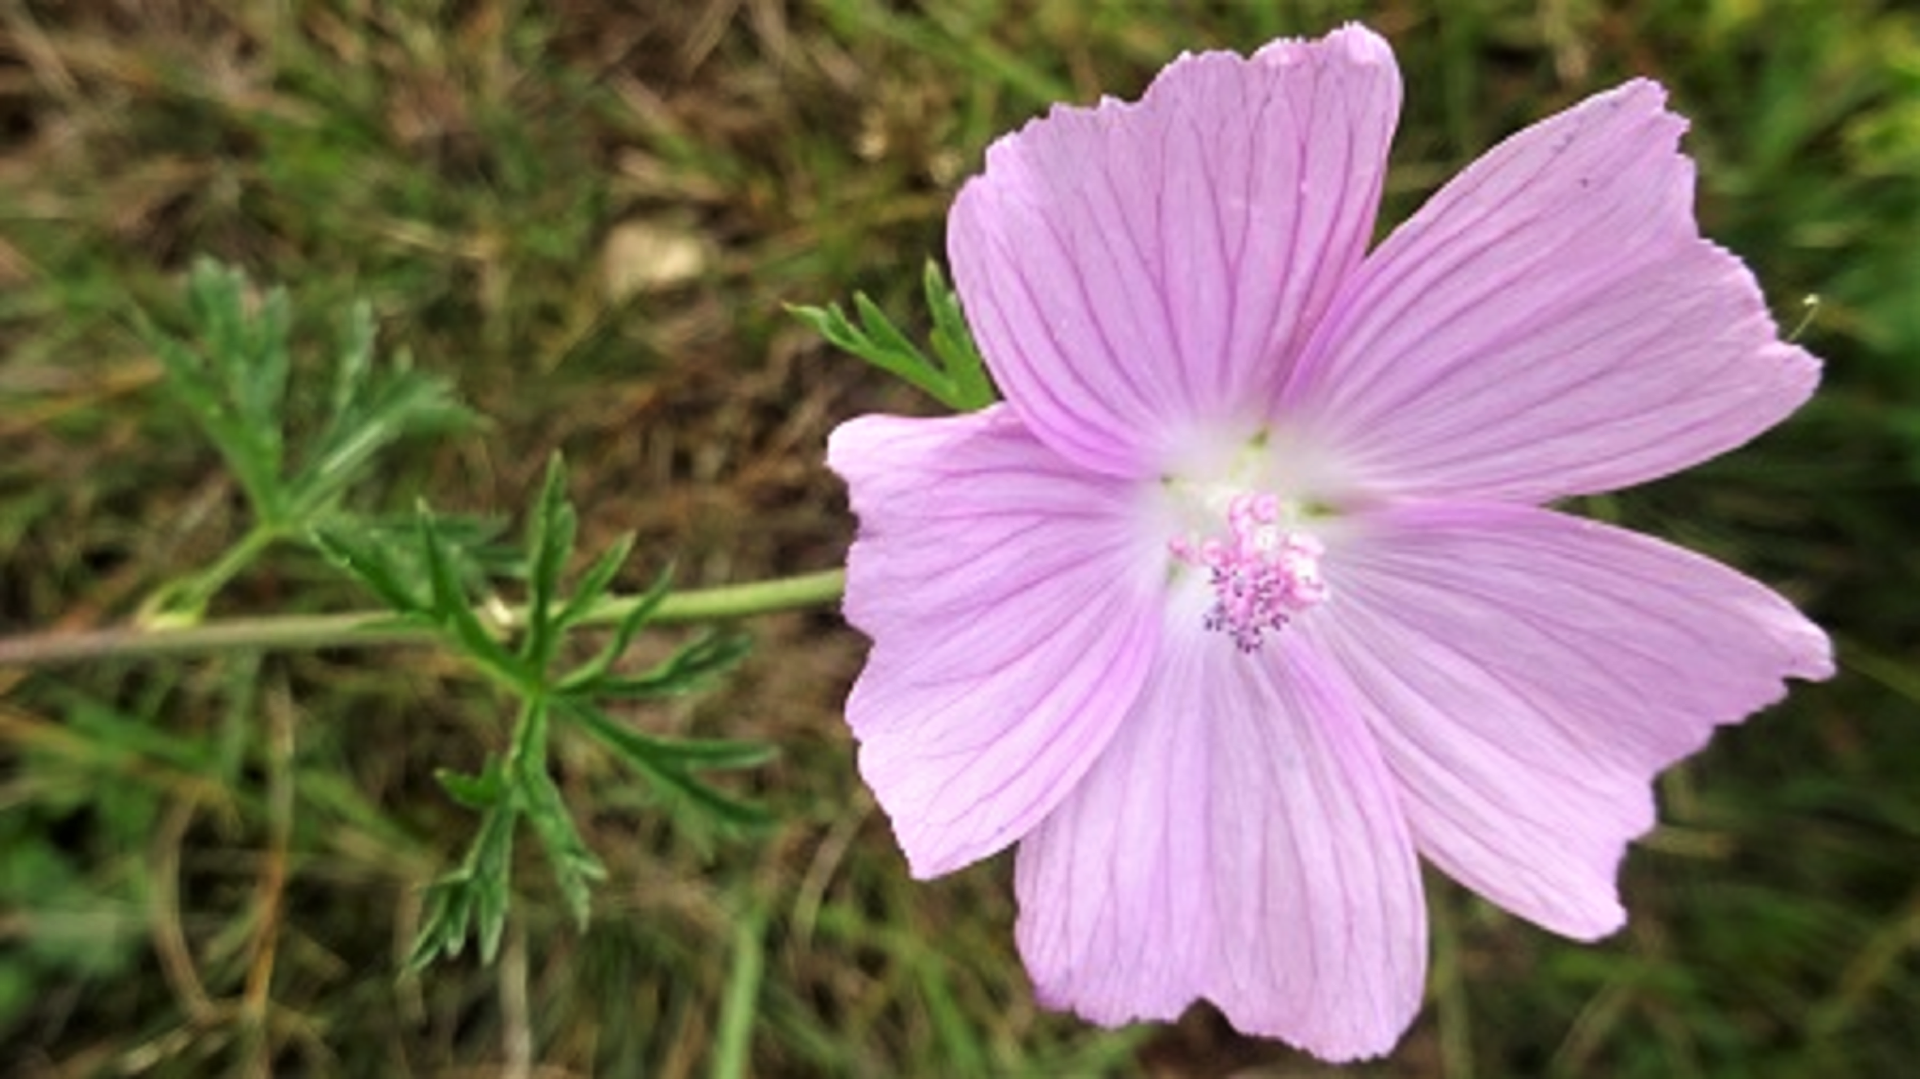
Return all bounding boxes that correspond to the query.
[826,23,1833,1061]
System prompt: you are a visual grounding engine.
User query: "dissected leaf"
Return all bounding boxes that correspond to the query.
[556,565,677,689]
[516,762,607,928]
[576,630,753,699]
[145,258,474,539]
[311,526,429,615]
[521,455,578,670]
[336,451,775,972]
[141,260,292,521]
[415,502,527,689]
[921,260,996,409]
[408,799,518,969]
[565,700,774,830]
[435,760,508,811]
[556,532,637,628]
[790,260,997,411]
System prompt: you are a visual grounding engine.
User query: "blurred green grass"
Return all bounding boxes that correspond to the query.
[0,0,1915,1075]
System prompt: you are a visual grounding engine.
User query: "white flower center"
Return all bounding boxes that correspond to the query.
[1167,490,1328,652]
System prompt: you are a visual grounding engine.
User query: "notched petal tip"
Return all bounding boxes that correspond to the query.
[1599,75,1670,108]
[1321,503,1829,940]
[832,407,1163,878]
[1254,21,1395,69]
[1014,632,1426,1063]
[1283,64,1817,503]
[950,24,1407,479]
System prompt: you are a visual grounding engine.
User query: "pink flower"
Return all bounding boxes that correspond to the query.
[826,23,1832,1061]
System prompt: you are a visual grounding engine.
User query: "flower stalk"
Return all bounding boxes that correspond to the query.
[0,569,845,668]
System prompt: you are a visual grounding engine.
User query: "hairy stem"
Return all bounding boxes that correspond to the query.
[0,569,846,668]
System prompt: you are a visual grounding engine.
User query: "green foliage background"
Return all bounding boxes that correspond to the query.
[1,1,1915,1076]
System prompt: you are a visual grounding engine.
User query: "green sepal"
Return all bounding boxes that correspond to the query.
[921,260,995,410]
[788,260,997,412]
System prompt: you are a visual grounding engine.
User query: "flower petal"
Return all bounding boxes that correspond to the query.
[950,24,1402,477]
[1309,502,1832,937]
[1014,619,1426,1061]
[829,406,1163,877]
[1284,80,1820,503]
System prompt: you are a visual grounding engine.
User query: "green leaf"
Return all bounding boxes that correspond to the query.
[141,259,293,522]
[521,455,577,670]
[146,258,474,540]
[139,260,477,626]
[233,287,292,459]
[577,630,752,700]
[566,702,775,772]
[310,524,428,615]
[790,261,997,412]
[556,566,676,690]
[292,359,471,517]
[292,294,475,519]
[376,453,773,972]
[415,502,527,689]
[626,733,776,772]
[293,294,473,520]
[921,260,996,410]
[516,760,607,928]
[328,296,377,422]
[792,295,953,402]
[564,700,774,830]
[335,512,516,589]
[555,532,637,629]
[185,257,290,467]
[49,692,221,778]
[408,798,518,969]
[434,760,507,811]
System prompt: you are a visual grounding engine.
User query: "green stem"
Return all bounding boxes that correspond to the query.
[0,569,846,668]
[711,900,768,1079]
[137,524,283,624]
[509,696,549,774]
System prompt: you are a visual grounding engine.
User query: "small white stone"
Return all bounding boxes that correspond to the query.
[601,220,711,300]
